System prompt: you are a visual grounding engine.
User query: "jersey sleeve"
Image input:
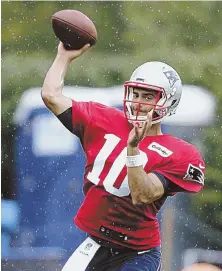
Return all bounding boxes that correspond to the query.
[154,151,205,193]
[71,100,92,139]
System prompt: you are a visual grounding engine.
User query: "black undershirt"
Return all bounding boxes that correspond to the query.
[56,107,73,133]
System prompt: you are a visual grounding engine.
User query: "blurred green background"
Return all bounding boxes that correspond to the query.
[2,1,222,232]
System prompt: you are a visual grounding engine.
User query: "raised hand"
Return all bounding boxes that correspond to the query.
[127,111,153,148]
[57,42,90,63]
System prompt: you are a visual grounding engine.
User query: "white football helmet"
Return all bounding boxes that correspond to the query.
[123,61,182,124]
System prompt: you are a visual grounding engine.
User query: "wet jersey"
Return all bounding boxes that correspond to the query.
[70,100,205,250]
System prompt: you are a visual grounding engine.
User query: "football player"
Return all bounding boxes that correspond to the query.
[41,42,205,271]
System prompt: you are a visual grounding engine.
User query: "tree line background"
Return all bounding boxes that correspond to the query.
[2,1,222,232]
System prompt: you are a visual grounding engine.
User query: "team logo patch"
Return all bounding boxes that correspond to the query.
[148,142,173,157]
[183,163,205,185]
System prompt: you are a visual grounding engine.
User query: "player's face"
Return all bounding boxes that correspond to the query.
[131,88,158,116]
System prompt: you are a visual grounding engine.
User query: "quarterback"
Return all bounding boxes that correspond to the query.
[41,42,205,271]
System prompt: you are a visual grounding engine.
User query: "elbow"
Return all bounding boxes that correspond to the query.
[41,89,53,102]
[41,90,52,107]
[41,88,59,108]
[131,194,154,206]
[41,79,62,104]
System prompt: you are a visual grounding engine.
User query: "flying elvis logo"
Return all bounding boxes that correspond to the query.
[148,142,173,157]
[163,69,179,88]
[183,163,205,185]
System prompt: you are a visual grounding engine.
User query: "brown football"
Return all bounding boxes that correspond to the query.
[52,10,97,50]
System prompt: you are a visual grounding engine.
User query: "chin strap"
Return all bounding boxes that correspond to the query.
[128,109,163,126]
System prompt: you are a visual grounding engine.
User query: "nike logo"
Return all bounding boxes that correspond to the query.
[199,164,205,169]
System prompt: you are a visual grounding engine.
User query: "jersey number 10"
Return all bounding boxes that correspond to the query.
[87,134,148,197]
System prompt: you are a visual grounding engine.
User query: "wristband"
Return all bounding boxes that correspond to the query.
[126,155,143,167]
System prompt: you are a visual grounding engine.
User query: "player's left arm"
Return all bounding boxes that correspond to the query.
[127,145,165,205]
[126,113,166,205]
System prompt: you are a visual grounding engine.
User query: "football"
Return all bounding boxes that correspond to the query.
[52,10,97,50]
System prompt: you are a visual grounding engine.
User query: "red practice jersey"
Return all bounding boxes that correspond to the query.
[71,100,205,250]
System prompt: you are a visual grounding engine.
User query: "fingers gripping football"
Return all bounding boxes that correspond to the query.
[57,42,90,62]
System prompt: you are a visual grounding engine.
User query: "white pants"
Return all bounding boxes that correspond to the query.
[61,237,101,271]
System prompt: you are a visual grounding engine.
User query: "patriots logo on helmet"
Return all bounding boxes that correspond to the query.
[163,70,179,88]
[183,163,205,185]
